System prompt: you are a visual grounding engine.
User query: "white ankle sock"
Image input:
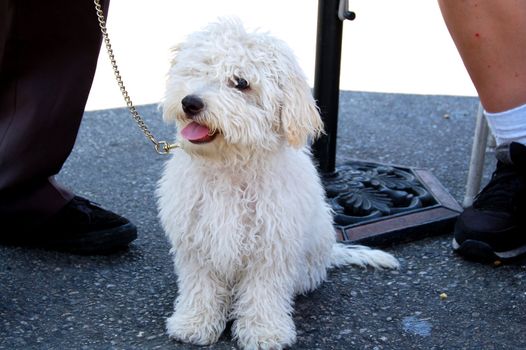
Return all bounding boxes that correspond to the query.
[485,103,526,146]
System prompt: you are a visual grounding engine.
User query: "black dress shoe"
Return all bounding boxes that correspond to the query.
[1,196,137,254]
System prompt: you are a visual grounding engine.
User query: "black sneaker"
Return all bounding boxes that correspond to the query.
[453,142,526,262]
[1,196,137,254]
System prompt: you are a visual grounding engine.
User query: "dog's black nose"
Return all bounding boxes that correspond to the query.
[181,95,205,116]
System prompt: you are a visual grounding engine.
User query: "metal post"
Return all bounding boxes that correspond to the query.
[312,0,345,174]
[463,102,489,207]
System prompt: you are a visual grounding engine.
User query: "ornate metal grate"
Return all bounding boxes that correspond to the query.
[322,160,462,246]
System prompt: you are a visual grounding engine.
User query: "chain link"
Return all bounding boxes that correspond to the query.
[93,0,179,154]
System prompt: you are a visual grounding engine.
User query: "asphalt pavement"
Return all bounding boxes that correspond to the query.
[1,91,525,350]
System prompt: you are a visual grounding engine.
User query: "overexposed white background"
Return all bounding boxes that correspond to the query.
[86,0,477,111]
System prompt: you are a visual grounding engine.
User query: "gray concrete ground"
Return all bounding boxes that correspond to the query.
[1,91,525,350]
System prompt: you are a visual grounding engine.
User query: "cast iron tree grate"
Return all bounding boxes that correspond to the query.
[322,160,462,247]
[324,161,437,225]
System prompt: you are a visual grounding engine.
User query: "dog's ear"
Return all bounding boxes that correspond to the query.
[162,44,183,123]
[280,73,324,148]
[168,43,182,67]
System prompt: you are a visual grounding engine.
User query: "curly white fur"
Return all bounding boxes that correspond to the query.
[157,18,399,350]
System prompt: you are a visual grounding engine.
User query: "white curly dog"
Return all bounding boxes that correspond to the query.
[157,18,399,350]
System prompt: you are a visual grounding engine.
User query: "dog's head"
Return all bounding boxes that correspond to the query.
[162,18,323,158]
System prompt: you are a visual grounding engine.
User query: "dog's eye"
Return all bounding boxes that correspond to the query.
[234,77,250,90]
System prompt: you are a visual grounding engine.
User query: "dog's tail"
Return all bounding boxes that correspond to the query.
[330,243,400,270]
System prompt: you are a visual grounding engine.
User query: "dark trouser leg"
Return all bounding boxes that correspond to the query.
[0,0,109,227]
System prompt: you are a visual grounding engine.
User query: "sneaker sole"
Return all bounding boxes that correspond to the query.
[452,238,526,263]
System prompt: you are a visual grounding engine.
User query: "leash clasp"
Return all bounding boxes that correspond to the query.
[155,141,181,155]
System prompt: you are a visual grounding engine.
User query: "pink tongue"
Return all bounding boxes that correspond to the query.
[181,122,211,141]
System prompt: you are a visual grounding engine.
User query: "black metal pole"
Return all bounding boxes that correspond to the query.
[312,0,344,174]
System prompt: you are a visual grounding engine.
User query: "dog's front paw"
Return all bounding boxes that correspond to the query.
[166,311,224,346]
[233,316,296,350]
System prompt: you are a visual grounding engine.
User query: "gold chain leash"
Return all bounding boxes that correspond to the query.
[93,0,180,155]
